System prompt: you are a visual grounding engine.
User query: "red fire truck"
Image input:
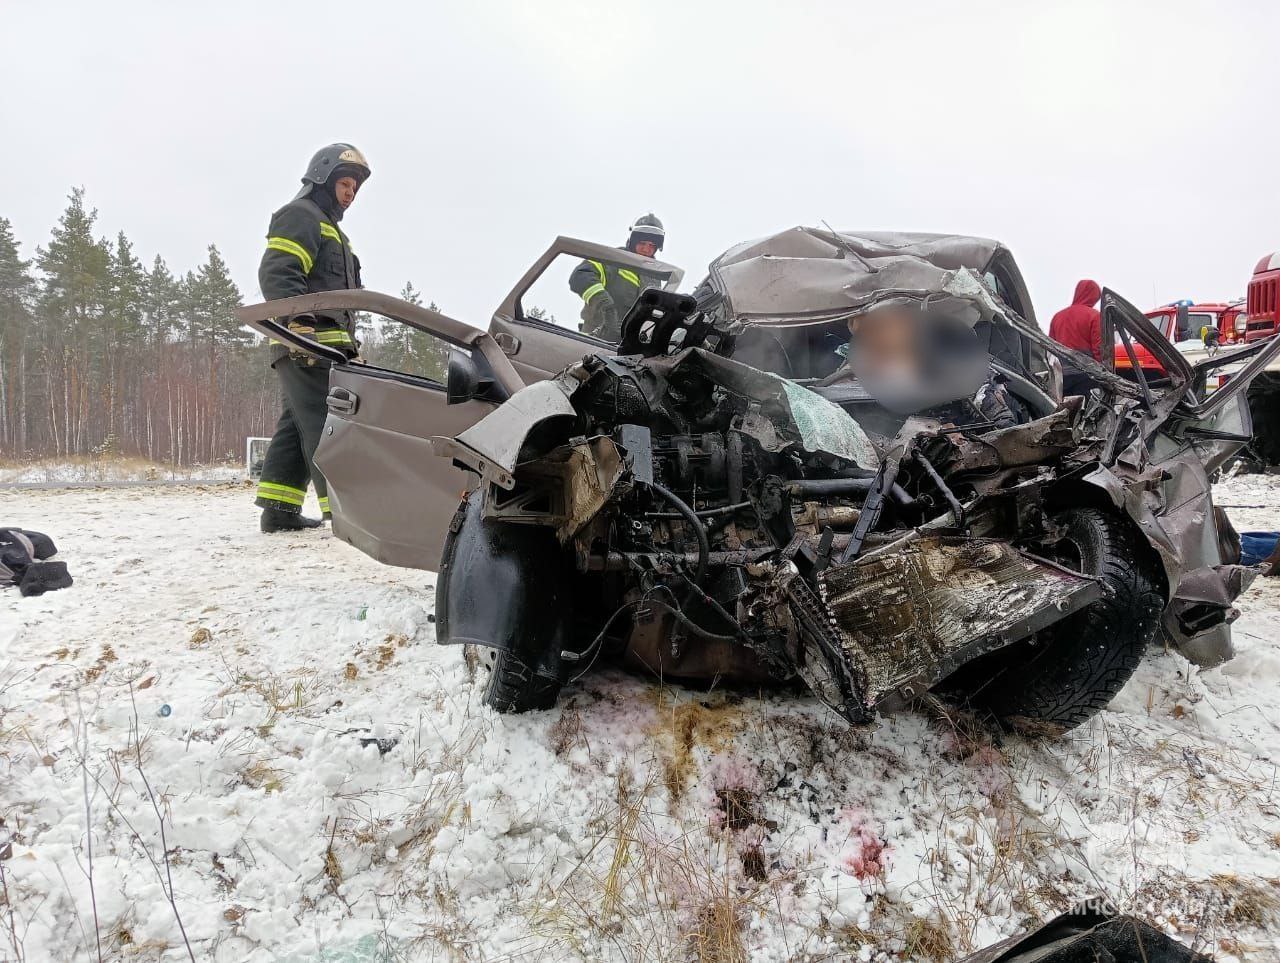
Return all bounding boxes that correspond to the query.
[1244,252,1280,342]
[1113,300,1246,381]
[1242,254,1280,465]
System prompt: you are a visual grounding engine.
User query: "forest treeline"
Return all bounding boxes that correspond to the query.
[0,189,444,465]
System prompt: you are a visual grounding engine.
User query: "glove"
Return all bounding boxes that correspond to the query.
[285,315,318,336]
[582,291,621,340]
[283,315,326,364]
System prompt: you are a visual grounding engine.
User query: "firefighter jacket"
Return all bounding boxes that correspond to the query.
[259,194,362,360]
[568,251,664,341]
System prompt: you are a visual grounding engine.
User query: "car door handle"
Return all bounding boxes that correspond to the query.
[327,387,359,415]
[494,332,521,355]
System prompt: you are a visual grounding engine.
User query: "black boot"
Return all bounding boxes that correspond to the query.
[260,508,324,533]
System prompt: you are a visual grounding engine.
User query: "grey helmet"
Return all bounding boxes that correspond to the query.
[296,143,371,197]
[627,213,665,252]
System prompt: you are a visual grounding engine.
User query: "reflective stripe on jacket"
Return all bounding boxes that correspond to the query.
[258,196,362,356]
[568,253,663,318]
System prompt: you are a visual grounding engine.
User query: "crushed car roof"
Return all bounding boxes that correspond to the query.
[707,227,1013,324]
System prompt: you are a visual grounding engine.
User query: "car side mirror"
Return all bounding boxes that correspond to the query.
[447,349,509,405]
[1175,302,1191,341]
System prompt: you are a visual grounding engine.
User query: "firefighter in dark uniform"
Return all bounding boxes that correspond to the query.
[569,213,667,341]
[255,143,370,532]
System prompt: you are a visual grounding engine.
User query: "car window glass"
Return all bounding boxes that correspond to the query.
[517,252,677,343]
[356,311,457,383]
[1125,313,1172,343]
[1185,313,1215,340]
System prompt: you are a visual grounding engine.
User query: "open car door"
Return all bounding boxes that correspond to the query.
[237,291,524,570]
[486,235,683,383]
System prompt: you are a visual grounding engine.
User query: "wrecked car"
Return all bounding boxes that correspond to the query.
[238,229,1279,731]
[957,906,1212,963]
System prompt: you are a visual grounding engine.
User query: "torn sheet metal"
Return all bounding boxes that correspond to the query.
[707,228,1011,323]
[778,566,872,725]
[818,537,1104,704]
[434,375,578,489]
[492,437,625,544]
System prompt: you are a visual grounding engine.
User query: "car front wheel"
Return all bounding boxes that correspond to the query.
[464,644,562,714]
[942,508,1166,732]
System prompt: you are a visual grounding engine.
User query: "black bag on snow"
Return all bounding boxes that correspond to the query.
[0,528,73,596]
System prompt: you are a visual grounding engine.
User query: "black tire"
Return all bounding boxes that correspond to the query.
[467,645,562,714]
[948,509,1165,731]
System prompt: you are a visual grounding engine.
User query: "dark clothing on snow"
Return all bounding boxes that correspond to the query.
[1049,279,1103,362]
[1,528,72,596]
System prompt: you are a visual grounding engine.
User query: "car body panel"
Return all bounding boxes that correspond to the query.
[319,366,497,568]
[700,227,1048,388]
[704,229,1027,322]
[1117,302,1247,377]
[236,290,521,569]
[488,235,684,383]
[236,242,681,570]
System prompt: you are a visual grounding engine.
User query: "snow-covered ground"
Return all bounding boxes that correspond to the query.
[0,459,244,485]
[1,479,1278,961]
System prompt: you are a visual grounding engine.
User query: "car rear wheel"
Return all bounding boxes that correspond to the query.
[943,508,1165,732]
[465,644,562,714]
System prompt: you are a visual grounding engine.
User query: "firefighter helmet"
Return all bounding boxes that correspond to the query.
[300,143,371,189]
[627,213,665,252]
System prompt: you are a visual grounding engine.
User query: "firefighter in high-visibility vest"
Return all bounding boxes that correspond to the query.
[569,213,667,341]
[254,143,370,532]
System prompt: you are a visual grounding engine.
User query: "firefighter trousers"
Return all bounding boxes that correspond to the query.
[255,357,332,516]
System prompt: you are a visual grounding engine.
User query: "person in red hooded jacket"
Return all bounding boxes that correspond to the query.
[1049,279,1102,396]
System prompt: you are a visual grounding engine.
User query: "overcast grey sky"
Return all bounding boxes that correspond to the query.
[4,0,1278,326]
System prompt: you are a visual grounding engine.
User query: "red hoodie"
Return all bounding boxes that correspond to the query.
[1049,279,1103,362]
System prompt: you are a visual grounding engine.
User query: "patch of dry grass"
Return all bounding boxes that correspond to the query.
[216,663,322,737]
[0,454,238,483]
[902,913,956,962]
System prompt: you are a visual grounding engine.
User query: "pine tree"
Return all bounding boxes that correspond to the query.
[0,218,34,316]
[4,195,281,466]
[387,280,424,371]
[98,231,149,443]
[34,188,113,454]
[143,254,182,344]
[177,269,200,344]
[174,245,248,462]
[187,245,247,348]
[0,218,37,451]
[108,231,147,345]
[401,281,423,306]
[36,187,111,335]
[420,298,449,381]
[369,281,449,380]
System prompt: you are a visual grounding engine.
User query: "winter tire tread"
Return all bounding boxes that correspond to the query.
[481,649,562,714]
[961,508,1164,731]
